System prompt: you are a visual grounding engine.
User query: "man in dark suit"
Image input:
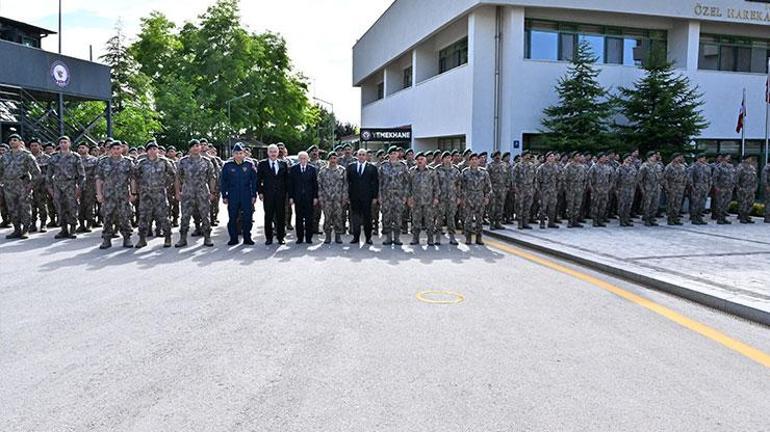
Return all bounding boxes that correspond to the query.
[256,144,289,245]
[288,151,318,244]
[347,148,379,245]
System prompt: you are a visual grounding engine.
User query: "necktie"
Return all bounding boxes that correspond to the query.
[359,163,363,176]
[272,161,277,175]
[301,165,305,174]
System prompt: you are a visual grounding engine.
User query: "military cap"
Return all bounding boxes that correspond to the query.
[462,149,472,155]
[670,152,682,160]
[405,148,414,155]
[232,143,245,153]
[145,141,158,151]
[57,135,71,143]
[199,138,209,144]
[77,141,89,148]
[645,150,657,158]
[521,150,531,157]
[451,150,460,155]
[441,151,452,159]
[109,140,123,148]
[0,143,9,150]
[479,151,488,157]
[188,139,201,147]
[128,147,138,153]
[158,146,166,152]
[89,144,98,150]
[277,142,286,148]
[502,152,511,158]
[333,145,342,152]
[7,133,21,141]
[621,153,631,160]
[743,154,755,161]
[596,151,607,158]
[28,137,41,145]
[545,151,556,158]
[415,152,426,159]
[342,143,352,149]
[307,145,318,152]
[433,150,441,156]
[387,145,400,154]
[43,142,55,149]
[491,151,501,158]
[469,152,479,159]
[327,152,337,160]
[104,137,114,143]
[167,146,177,152]
[375,149,384,156]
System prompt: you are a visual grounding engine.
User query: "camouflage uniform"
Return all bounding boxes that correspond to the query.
[487,160,510,228]
[78,154,99,229]
[0,148,40,235]
[435,163,461,243]
[46,152,86,229]
[208,154,224,225]
[687,161,712,224]
[96,156,134,241]
[31,152,51,230]
[638,161,661,225]
[134,156,177,240]
[712,161,736,224]
[614,164,638,226]
[563,161,587,227]
[167,158,180,226]
[588,162,613,226]
[512,160,536,229]
[177,154,215,239]
[460,166,492,242]
[408,165,439,244]
[378,160,409,243]
[663,161,688,224]
[763,163,770,223]
[309,157,327,233]
[317,163,347,241]
[735,161,758,223]
[536,162,560,228]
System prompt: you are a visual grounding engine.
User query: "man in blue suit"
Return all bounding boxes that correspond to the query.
[288,151,319,244]
[221,143,258,245]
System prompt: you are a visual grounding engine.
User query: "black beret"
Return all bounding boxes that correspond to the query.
[502,152,511,158]
[462,149,472,155]
[109,141,123,148]
[327,152,337,160]
[28,137,41,145]
[188,139,200,147]
[145,141,158,151]
[375,149,384,156]
[415,152,425,159]
[479,151,488,157]
[232,143,245,153]
[405,148,414,155]
[387,145,399,154]
[307,145,318,152]
[158,146,166,152]
[77,141,89,148]
[451,150,460,155]
[43,142,55,148]
[7,133,21,141]
[491,151,501,158]
[167,146,177,152]
[469,153,479,159]
[441,151,451,159]
[645,151,657,158]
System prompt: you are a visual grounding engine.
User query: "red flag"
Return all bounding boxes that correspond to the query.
[736,93,746,134]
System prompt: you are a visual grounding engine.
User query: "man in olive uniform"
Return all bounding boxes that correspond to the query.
[563,152,587,228]
[42,142,59,227]
[588,153,613,227]
[512,150,536,230]
[206,142,224,227]
[76,142,99,232]
[460,153,492,245]
[408,152,439,246]
[165,146,180,227]
[502,152,515,224]
[47,136,85,239]
[487,151,510,230]
[735,154,758,224]
[28,138,50,232]
[712,154,736,224]
[688,153,712,225]
[175,139,216,247]
[663,153,688,225]
[318,153,348,244]
[535,151,560,229]
[762,162,770,223]
[638,151,661,226]
[615,154,638,227]
[435,151,461,245]
[307,145,326,234]
[96,140,134,249]
[0,142,9,228]
[379,146,409,246]
[0,134,40,239]
[133,141,177,248]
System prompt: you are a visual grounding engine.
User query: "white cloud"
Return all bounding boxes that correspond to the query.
[0,0,394,124]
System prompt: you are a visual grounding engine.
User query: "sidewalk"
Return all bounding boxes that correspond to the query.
[485,217,770,326]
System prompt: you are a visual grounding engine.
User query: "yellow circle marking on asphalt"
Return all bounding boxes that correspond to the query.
[416,290,465,304]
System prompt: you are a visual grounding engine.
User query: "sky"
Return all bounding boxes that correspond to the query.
[0,0,394,124]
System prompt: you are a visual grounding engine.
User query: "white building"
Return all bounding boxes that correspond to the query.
[352,0,770,156]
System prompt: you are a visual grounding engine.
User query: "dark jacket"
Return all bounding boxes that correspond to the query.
[220,159,258,201]
[347,161,379,212]
[288,163,318,205]
[256,158,289,198]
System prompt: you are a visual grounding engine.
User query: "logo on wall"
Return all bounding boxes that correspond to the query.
[360,128,412,142]
[361,130,373,141]
[50,61,71,88]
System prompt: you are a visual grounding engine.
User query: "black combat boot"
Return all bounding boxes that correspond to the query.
[410,231,420,246]
[427,232,435,246]
[163,234,172,248]
[54,225,69,239]
[393,230,403,246]
[449,233,458,246]
[76,220,88,233]
[324,232,332,244]
[382,231,393,246]
[29,221,38,233]
[135,233,148,249]
[203,231,214,247]
[122,235,133,248]
[548,223,560,229]
[475,233,485,246]
[334,233,342,244]
[175,231,188,248]
[191,225,202,237]
[99,237,112,249]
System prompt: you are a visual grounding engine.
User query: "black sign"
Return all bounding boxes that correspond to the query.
[360,128,412,142]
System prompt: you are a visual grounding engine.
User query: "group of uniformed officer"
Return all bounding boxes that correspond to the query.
[2,134,769,250]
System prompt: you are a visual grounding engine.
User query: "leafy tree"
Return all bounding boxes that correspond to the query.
[616,47,708,155]
[540,40,615,153]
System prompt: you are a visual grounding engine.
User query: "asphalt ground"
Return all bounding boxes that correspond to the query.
[1,208,769,431]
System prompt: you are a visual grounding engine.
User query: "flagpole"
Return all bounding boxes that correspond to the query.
[741,87,746,159]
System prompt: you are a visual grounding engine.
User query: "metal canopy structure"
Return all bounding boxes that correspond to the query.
[0,18,111,145]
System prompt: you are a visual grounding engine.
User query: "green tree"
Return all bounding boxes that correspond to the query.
[616,48,708,155]
[540,40,615,153]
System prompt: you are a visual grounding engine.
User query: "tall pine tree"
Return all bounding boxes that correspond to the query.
[616,47,708,155]
[540,40,614,153]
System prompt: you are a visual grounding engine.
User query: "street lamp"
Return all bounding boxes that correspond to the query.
[313,97,335,149]
[226,92,251,157]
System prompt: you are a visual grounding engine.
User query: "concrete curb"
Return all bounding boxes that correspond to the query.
[484,229,770,327]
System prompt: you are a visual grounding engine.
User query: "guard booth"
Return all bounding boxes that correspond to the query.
[359,127,412,152]
[0,16,111,144]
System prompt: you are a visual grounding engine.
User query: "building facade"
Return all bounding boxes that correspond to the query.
[353,0,770,156]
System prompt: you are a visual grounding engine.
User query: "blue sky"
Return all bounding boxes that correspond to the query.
[0,0,394,124]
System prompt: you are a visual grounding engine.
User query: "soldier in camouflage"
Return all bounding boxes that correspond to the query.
[460,153,492,245]
[588,153,613,227]
[712,154,736,224]
[408,153,439,246]
[615,154,638,227]
[512,151,536,230]
[28,138,50,233]
[563,152,587,228]
[687,153,712,225]
[435,151,461,245]
[318,153,348,244]
[133,141,177,248]
[761,162,770,223]
[307,145,326,234]
[46,136,86,239]
[487,151,510,230]
[735,154,758,224]
[165,146,180,227]
[379,146,409,246]
[0,134,40,239]
[76,142,99,232]
[663,153,688,225]
[536,151,560,229]
[638,151,661,226]
[206,143,224,227]
[96,141,134,249]
[175,139,217,247]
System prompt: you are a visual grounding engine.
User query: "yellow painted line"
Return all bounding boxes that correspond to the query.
[486,238,770,369]
[416,290,465,305]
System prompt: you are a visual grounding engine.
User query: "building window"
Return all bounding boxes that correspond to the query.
[376,82,384,100]
[525,19,667,67]
[699,34,770,73]
[21,36,39,48]
[437,135,466,151]
[403,66,412,88]
[438,37,468,74]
